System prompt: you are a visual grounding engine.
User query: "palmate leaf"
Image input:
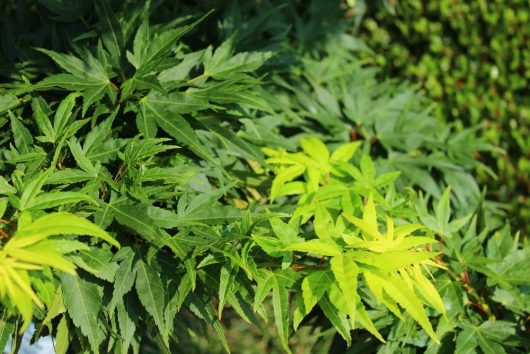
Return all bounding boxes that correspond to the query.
[108,203,187,258]
[140,94,216,165]
[202,38,274,79]
[140,12,212,71]
[456,321,517,354]
[375,273,438,342]
[35,49,117,114]
[11,212,119,248]
[279,189,444,345]
[417,186,472,237]
[0,211,119,332]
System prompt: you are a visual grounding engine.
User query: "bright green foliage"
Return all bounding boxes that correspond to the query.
[0,1,528,353]
[0,212,118,333]
[259,139,444,347]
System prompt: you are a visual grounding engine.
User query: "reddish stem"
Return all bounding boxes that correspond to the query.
[468,301,488,315]
[0,228,9,239]
[110,81,120,92]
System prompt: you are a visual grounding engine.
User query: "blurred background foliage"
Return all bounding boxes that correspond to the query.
[355,0,530,236]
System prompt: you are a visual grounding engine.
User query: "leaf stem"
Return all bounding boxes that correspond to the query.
[0,228,9,239]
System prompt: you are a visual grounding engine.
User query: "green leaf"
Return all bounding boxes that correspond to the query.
[330,141,361,162]
[158,50,203,83]
[455,328,478,354]
[377,273,438,342]
[55,315,70,354]
[127,17,149,69]
[0,94,19,114]
[0,176,17,195]
[109,248,137,313]
[319,295,351,346]
[436,186,452,228]
[374,171,401,187]
[142,12,211,68]
[13,212,120,248]
[270,164,305,201]
[203,39,273,78]
[148,204,241,227]
[300,137,329,164]
[32,97,56,143]
[360,154,376,180]
[97,0,124,62]
[74,248,119,282]
[25,191,97,210]
[53,93,79,138]
[330,253,359,328]
[134,259,167,344]
[285,239,342,257]
[117,298,136,354]
[141,95,216,164]
[35,49,115,114]
[0,310,15,351]
[314,204,334,241]
[271,273,292,354]
[269,217,302,245]
[10,114,33,154]
[36,48,108,83]
[301,271,333,314]
[218,263,238,320]
[137,103,158,138]
[61,273,104,353]
[356,302,385,342]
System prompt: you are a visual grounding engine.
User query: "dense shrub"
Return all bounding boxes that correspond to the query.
[0,1,528,353]
[355,0,530,236]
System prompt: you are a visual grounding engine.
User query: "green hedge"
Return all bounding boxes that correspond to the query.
[357,0,530,235]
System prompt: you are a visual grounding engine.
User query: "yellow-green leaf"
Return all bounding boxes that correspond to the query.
[11,212,120,248]
[330,141,361,162]
[330,253,359,328]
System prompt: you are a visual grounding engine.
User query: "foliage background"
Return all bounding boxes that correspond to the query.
[356,0,530,236]
[0,0,528,353]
